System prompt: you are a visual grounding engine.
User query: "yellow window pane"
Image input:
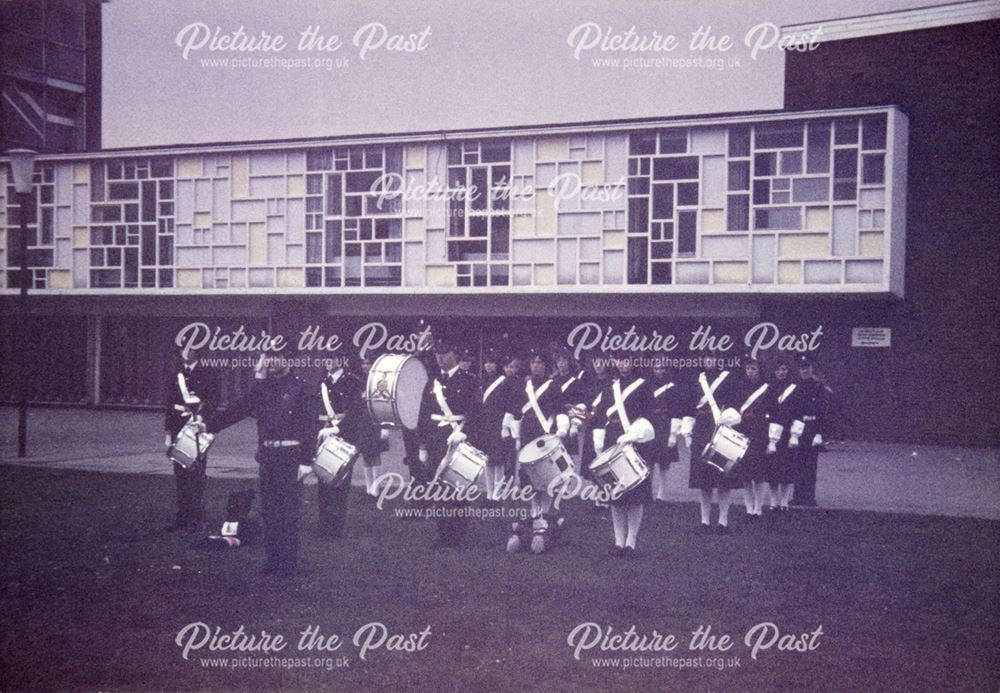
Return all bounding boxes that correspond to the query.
[713,261,748,284]
[405,145,425,169]
[859,232,884,257]
[276,268,304,287]
[513,214,534,237]
[405,218,424,240]
[426,265,455,287]
[73,227,88,247]
[194,212,212,228]
[48,269,71,289]
[778,261,801,284]
[249,223,267,265]
[581,161,602,185]
[535,191,556,235]
[536,136,569,162]
[286,175,304,197]
[805,206,830,231]
[231,155,249,197]
[177,156,203,179]
[73,163,89,183]
[603,229,625,250]
[702,209,725,233]
[779,233,828,258]
[534,264,555,285]
[176,269,202,288]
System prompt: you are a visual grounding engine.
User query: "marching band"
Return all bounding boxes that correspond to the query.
[164,328,829,575]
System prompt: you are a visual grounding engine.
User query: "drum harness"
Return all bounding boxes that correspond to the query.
[431,379,465,432]
[522,379,555,434]
[607,378,644,432]
[482,374,505,404]
[740,383,770,414]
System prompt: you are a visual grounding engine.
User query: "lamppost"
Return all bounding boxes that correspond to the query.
[7,148,37,458]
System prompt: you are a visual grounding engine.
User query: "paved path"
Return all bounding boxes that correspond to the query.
[2,407,998,520]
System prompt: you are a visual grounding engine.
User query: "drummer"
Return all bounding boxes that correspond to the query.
[551,348,587,463]
[417,337,481,548]
[732,355,771,518]
[648,356,687,503]
[474,348,520,501]
[591,351,656,558]
[687,350,743,532]
[313,357,383,539]
[512,349,570,518]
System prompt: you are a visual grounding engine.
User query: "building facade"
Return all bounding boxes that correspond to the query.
[1,0,103,153]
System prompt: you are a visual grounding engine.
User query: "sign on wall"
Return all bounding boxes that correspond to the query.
[852,327,892,347]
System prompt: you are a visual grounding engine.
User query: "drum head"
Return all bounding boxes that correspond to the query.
[395,356,428,429]
[517,435,562,465]
[368,354,428,430]
[588,443,621,472]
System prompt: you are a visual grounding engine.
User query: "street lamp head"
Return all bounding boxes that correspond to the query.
[6,149,38,194]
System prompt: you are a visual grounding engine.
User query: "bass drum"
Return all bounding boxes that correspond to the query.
[364,353,429,430]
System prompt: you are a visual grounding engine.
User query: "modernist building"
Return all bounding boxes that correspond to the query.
[1,3,997,446]
[1,0,103,153]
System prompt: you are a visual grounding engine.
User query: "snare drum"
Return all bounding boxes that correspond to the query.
[312,435,359,486]
[437,442,488,493]
[517,435,575,494]
[365,353,428,430]
[168,421,215,469]
[702,425,749,474]
[588,443,649,495]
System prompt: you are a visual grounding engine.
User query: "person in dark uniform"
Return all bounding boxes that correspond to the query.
[733,356,771,517]
[314,358,381,538]
[417,338,481,548]
[500,354,524,487]
[789,356,829,507]
[764,359,797,511]
[163,347,220,531]
[591,352,656,557]
[687,352,743,532]
[551,348,587,466]
[578,352,614,489]
[203,353,317,577]
[648,357,687,503]
[475,349,519,500]
[511,349,571,520]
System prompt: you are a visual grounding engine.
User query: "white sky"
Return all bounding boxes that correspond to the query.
[102,0,936,147]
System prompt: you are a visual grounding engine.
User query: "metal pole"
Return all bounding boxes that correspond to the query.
[17,191,29,457]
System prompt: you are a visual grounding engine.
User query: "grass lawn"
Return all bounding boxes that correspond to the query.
[2,465,998,692]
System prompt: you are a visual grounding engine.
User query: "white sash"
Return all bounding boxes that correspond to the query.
[740,383,769,414]
[431,379,463,430]
[559,375,578,393]
[778,383,797,404]
[697,370,729,409]
[608,377,644,430]
[653,382,674,398]
[523,379,554,434]
[177,372,191,401]
[698,373,723,425]
[482,375,505,404]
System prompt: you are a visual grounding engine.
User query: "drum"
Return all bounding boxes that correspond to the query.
[168,421,215,468]
[312,435,359,486]
[437,442,488,493]
[589,443,649,495]
[365,353,428,430]
[517,435,575,494]
[702,425,750,474]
